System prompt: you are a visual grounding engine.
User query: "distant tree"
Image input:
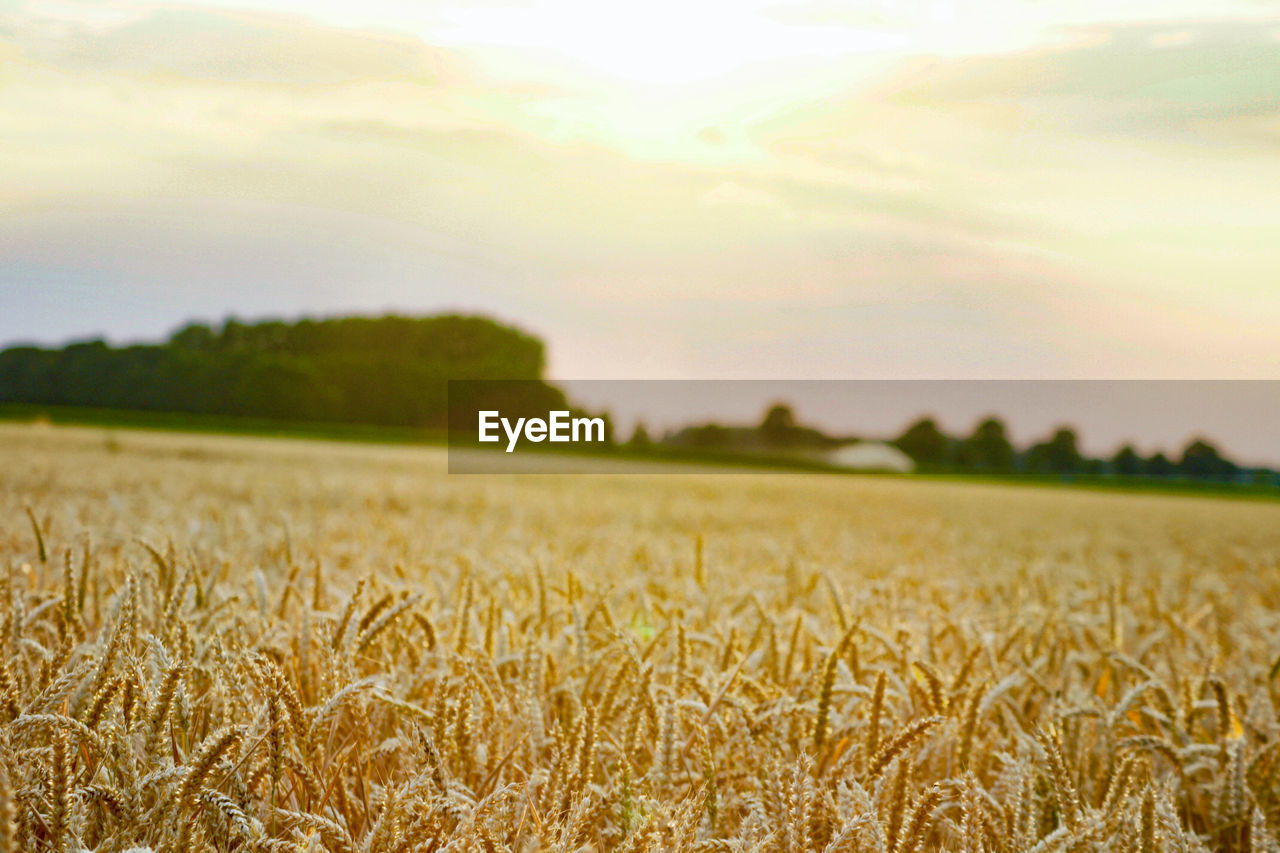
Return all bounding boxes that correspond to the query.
[0,314,558,429]
[628,422,652,449]
[687,424,731,448]
[1145,451,1175,478]
[1111,444,1143,477]
[894,417,950,467]
[759,403,798,446]
[169,323,216,350]
[1248,468,1280,488]
[1025,426,1083,475]
[957,417,1014,471]
[1178,437,1237,481]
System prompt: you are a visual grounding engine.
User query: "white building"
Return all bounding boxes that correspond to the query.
[824,441,915,473]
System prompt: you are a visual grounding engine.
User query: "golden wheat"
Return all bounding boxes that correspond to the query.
[2,423,1280,851]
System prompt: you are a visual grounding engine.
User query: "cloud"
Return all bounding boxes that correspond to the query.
[877,19,1280,145]
[1,2,1278,379]
[6,3,472,84]
[698,181,791,216]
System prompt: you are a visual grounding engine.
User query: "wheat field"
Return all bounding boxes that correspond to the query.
[2,424,1280,852]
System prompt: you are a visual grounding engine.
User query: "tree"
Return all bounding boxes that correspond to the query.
[1025,426,1083,475]
[686,424,730,448]
[1111,444,1143,477]
[169,323,215,350]
[1178,437,1237,481]
[894,417,950,467]
[0,314,562,429]
[1145,451,1175,478]
[628,422,652,449]
[957,417,1014,472]
[759,403,798,446]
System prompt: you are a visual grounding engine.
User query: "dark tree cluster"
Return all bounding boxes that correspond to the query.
[664,403,844,452]
[892,415,1255,483]
[0,314,563,429]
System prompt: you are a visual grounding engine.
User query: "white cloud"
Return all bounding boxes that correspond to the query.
[698,181,791,215]
[1,2,1278,380]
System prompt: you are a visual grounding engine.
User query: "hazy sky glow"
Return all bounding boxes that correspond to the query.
[2,0,1279,383]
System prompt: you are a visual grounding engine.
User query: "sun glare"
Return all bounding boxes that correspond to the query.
[434,0,910,90]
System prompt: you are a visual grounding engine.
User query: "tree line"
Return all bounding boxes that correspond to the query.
[893,415,1258,483]
[0,314,565,428]
[637,404,1271,486]
[1,319,1270,486]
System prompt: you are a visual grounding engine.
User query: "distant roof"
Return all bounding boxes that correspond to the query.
[825,441,914,473]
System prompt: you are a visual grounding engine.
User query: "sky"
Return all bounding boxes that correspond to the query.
[2,0,1279,394]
